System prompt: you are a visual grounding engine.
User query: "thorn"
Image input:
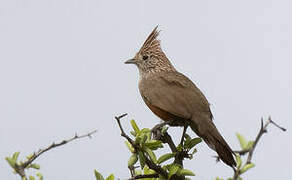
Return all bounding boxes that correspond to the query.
[119,113,128,119]
[269,119,287,131]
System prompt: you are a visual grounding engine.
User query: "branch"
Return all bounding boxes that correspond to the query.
[115,113,135,145]
[159,130,188,166]
[128,173,159,180]
[233,117,286,180]
[246,117,286,163]
[14,130,97,179]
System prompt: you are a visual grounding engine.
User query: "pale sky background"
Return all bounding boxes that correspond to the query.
[0,0,291,179]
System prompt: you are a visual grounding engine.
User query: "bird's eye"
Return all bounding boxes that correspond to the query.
[142,55,149,60]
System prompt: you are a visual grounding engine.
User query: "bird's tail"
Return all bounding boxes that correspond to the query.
[190,122,236,168]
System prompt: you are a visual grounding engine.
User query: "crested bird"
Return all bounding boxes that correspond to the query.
[125,26,236,167]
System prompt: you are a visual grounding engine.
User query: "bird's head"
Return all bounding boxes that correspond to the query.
[125,26,175,76]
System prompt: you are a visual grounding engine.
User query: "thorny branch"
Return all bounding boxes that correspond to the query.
[116,114,286,180]
[233,117,286,180]
[14,129,97,179]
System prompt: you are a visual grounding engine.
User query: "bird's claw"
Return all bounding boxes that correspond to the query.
[151,122,169,140]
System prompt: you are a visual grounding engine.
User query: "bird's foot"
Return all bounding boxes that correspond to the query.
[179,125,188,147]
[151,122,169,140]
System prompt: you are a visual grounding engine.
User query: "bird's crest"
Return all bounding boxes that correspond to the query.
[138,26,162,55]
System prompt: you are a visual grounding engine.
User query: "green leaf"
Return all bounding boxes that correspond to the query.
[130,131,137,137]
[216,178,224,180]
[128,154,138,167]
[235,154,242,169]
[161,126,169,134]
[28,163,40,170]
[94,170,104,180]
[143,165,156,175]
[26,154,34,160]
[12,152,20,162]
[176,144,183,151]
[168,164,180,178]
[191,148,197,155]
[144,140,163,150]
[135,136,142,144]
[185,138,202,149]
[5,157,16,168]
[36,173,43,180]
[105,174,114,180]
[140,134,147,144]
[143,165,149,173]
[130,119,140,134]
[134,169,142,175]
[246,141,254,150]
[178,169,195,176]
[138,151,146,169]
[125,141,135,153]
[141,128,151,141]
[240,163,255,174]
[164,164,172,170]
[159,175,167,180]
[184,134,191,147]
[140,128,151,133]
[184,133,191,140]
[236,133,248,149]
[144,147,157,163]
[157,153,175,164]
[29,176,35,180]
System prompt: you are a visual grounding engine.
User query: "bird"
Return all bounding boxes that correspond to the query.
[125,26,236,167]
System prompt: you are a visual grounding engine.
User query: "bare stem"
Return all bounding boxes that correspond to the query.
[233,117,286,180]
[128,173,159,180]
[15,130,97,179]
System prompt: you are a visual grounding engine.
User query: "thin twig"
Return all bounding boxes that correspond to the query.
[269,118,286,131]
[115,113,135,145]
[15,130,97,179]
[246,117,285,163]
[128,173,159,180]
[233,117,286,180]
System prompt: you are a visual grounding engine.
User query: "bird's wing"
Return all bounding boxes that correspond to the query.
[139,71,213,121]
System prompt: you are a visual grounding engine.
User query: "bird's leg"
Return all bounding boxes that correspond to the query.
[179,125,188,147]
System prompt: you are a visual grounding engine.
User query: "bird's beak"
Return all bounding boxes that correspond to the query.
[124,58,137,64]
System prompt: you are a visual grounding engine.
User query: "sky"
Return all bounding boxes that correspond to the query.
[0,0,291,179]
